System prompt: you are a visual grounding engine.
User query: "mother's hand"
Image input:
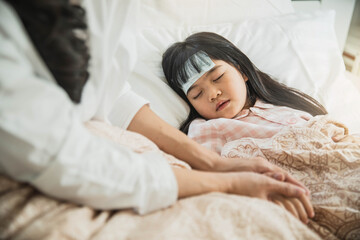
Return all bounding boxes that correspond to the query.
[215,156,310,195]
[173,167,314,222]
[224,172,314,221]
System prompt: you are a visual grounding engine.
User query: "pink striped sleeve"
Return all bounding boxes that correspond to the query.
[188,119,227,154]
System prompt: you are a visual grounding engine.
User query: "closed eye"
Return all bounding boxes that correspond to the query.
[213,73,224,82]
[193,91,202,100]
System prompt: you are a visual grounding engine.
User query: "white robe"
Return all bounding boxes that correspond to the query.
[0,0,177,215]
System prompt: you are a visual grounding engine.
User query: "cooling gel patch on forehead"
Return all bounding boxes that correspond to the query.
[180,51,215,94]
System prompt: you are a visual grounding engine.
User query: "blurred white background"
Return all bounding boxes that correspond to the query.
[292,0,360,76]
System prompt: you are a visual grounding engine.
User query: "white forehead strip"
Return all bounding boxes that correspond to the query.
[181,51,216,95]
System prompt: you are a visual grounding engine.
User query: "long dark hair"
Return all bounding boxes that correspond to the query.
[162,32,327,133]
[5,0,90,103]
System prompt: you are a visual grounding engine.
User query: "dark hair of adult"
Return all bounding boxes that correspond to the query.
[162,32,327,134]
[5,0,90,103]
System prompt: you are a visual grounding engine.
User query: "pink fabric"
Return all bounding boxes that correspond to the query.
[188,100,312,154]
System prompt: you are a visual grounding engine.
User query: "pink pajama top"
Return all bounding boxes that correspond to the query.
[188,100,312,154]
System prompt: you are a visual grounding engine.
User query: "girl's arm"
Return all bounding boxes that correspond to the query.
[128,105,310,194]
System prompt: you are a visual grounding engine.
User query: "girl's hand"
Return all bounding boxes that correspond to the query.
[332,134,360,144]
[224,172,314,221]
[271,195,314,224]
[215,157,310,195]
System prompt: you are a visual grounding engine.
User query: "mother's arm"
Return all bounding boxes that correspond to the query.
[128,105,220,171]
[172,167,314,223]
[0,25,177,215]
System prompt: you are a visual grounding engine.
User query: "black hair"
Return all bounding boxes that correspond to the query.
[162,32,327,133]
[5,0,90,103]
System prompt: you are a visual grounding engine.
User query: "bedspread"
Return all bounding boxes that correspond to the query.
[222,115,360,239]
[0,121,320,240]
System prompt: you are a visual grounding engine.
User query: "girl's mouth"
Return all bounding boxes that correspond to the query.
[216,100,230,111]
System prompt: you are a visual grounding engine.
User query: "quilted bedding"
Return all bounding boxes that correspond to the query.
[222,115,360,239]
[1,117,358,239]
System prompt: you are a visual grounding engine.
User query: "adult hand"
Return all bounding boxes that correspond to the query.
[173,167,314,222]
[215,156,310,195]
[224,172,314,221]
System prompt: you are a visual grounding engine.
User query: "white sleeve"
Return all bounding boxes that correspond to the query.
[83,0,148,129]
[108,88,149,129]
[0,30,177,215]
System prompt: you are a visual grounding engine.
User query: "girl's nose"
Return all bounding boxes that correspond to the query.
[209,89,222,102]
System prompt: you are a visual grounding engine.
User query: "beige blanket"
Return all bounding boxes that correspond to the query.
[0,120,326,240]
[222,115,360,239]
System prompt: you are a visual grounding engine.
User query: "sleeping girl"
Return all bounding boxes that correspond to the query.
[162,32,360,239]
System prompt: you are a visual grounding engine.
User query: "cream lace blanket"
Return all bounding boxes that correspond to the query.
[0,119,339,240]
[222,115,360,239]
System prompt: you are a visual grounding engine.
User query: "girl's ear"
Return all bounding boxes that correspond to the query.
[242,74,248,82]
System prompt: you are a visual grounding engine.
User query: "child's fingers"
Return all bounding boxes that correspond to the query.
[272,196,300,220]
[273,196,311,224]
[332,134,360,143]
[281,198,299,220]
[290,198,308,224]
[332,134,343,142]
[299,194,314,219]
[341,135,360,143]
[272,198,285,211]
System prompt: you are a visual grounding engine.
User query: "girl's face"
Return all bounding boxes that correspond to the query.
[186,59,248,119]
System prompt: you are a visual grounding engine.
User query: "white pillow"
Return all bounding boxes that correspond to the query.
[129,8,360,133]
[230,11,360,133]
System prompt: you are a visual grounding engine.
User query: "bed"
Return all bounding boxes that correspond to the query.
[1,0,360,239]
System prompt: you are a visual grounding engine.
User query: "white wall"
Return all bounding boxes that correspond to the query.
[292,0,356,52]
